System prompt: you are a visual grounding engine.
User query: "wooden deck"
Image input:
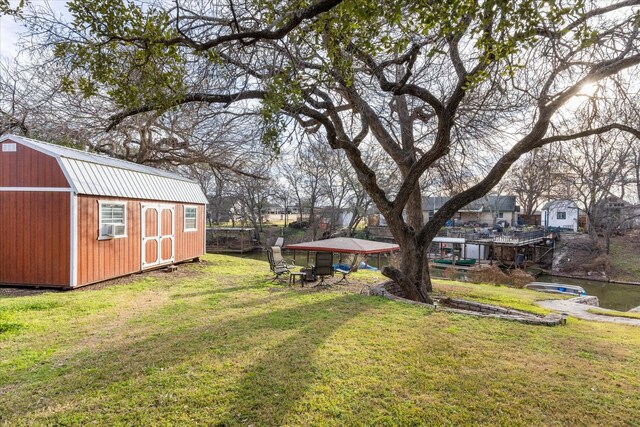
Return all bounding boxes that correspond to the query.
[465,230,554,246]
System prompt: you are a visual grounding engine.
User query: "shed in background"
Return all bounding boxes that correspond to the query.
[0,134,208,288]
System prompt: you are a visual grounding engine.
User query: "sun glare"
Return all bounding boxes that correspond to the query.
[578,82,598,97]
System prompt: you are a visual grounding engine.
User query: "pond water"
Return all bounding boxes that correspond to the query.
[535,275,640,312]
[220,251,640,311]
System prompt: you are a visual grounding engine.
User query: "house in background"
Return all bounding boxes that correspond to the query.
[593,196,640,230]
[519,212,542,226]
[541,199,579,231]
[422,195,519,226]
[0,134,207,289]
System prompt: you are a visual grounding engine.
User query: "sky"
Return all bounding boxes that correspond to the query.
[0,0,69,61]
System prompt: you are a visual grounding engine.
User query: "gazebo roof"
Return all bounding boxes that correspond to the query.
[285,237,400,254]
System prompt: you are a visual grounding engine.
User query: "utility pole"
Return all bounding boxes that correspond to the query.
[284,194,288,228]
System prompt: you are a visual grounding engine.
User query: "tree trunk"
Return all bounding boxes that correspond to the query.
[348,208,361,236]
[382,219,433,303]
[587,211,598,243]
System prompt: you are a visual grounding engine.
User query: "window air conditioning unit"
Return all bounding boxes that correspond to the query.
[105,224,126,237]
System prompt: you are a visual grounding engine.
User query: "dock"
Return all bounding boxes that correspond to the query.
[206,227,261,253]
[465,230,554,246]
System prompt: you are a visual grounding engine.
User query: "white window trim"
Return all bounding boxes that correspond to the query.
[184,205,198,232]
[1,142,17,152]
[98,200,128,240]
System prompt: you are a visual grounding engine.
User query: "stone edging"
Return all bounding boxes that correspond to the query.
[369,281,566,326]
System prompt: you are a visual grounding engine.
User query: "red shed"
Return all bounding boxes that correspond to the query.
[0,134,208,289]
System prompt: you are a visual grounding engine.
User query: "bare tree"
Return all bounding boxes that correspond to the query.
[557,134,632,238]
[279,136,326,235]
[232,170,273,239]
[630,144,640,203]
[506,148,559,217]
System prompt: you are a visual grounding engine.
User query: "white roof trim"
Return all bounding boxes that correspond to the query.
[433,237,466,244]
[55,157,78,192]
[1,134,208,204]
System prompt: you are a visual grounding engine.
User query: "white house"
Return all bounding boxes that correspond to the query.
[422,195,519,226]
[541,200,579,231]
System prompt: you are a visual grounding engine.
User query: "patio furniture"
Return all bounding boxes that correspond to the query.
[334,254,361,284]
[300,267,316,282]
[267,246,290,280]
[271,246,294,269]
[314,252,334,286]
[289,271,306,287]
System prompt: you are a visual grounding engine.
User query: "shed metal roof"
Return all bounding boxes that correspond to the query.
[2,134,208,204]
[541,199,579,210]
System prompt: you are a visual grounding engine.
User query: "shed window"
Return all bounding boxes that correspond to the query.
[184,206,198,231]
[556,211,567,220]
[99,202,127,239]
[1,143,17,152]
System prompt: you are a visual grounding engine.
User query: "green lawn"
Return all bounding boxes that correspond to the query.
[587,308,640,320]
[1,255,639,426]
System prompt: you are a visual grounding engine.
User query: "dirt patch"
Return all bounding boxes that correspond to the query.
[80,260,207,291]
[0,286,57,298]
[552,231,640,282]
[466,265,534,288]
[282,274,382,295]
[0,260,207,297]
[553,234,604,276]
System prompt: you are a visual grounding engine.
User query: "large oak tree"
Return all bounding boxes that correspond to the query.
[33,0,640,302]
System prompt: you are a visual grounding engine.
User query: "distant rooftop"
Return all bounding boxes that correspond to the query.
[541,199,579,210]
[422,195,517,212]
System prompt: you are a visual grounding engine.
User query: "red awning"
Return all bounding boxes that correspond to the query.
[285,237,400,254]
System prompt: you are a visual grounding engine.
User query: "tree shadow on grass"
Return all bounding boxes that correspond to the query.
[170,281,272,299]
[1,293,372,424]
[218,295,370,425]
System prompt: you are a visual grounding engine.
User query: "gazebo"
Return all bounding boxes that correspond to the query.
[284,237,400,268]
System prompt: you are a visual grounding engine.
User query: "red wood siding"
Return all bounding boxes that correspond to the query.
[76,197,204,286]
[76,196,141,286]
[0,140,69,188]
[0,191,71,286]
[175,205,205,262]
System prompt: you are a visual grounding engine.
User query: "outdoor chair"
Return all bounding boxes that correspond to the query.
[271,246,294,269]
[267,246,291,280]
[313,252,334,286]
[334,254,361,284]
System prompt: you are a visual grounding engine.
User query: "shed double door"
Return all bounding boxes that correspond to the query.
[141,204,175,269]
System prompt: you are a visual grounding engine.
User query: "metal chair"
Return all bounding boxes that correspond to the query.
[267,246,290,280]
[271,246,294,269]
[314,252,334,286]
[334,254,361,284]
